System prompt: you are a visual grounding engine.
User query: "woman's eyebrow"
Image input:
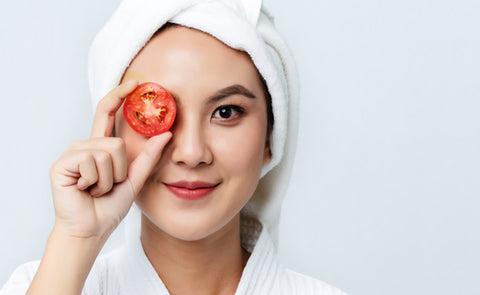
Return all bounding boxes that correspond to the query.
[207,84,256,104]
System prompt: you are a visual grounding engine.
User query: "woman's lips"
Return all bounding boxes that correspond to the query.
[164,181,219,200]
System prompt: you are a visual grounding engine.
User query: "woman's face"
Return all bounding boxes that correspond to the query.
[115,25,270,241]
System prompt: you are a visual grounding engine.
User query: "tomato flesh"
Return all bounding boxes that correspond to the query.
[123,82,176,137]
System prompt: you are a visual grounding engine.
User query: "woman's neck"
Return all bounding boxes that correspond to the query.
[140,214,250,295]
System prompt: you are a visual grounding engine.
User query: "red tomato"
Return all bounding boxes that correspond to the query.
[123,82,176,137]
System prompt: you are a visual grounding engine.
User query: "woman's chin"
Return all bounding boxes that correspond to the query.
[141,212,220,242]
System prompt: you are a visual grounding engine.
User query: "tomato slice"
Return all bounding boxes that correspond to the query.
[123,82,176,137]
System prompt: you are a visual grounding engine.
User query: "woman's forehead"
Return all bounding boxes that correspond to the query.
[127,26,255,77]
[123,25,263,97]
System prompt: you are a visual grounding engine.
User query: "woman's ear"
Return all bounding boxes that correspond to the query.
[263,141,272,165]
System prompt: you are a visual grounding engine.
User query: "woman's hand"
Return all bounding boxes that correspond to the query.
[49,79,172,241]
[28,80,172,295]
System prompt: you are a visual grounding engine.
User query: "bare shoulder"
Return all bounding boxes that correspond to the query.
[280,268,350,295]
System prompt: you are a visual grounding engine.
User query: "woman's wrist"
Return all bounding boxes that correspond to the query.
[51,221,113,244]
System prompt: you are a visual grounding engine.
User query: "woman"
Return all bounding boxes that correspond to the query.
[1,0,348,294]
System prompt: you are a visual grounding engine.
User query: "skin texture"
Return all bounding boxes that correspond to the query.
[117,25,271,294]
[28,25,271,295]
[118,26,270,240]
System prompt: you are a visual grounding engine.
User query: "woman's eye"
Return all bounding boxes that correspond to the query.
[212,105,244,121]
[218,106,233,118]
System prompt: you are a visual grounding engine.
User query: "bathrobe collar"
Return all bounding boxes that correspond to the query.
[116,218,281,294]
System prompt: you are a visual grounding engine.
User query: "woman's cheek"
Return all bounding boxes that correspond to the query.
[211,122,266,173]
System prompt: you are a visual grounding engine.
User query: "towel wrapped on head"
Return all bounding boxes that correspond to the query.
[88,0,299,245]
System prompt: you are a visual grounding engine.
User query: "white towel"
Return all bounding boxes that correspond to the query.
[88,0,299,246]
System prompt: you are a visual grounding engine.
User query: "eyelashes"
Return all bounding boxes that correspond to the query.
[211,105,245,123]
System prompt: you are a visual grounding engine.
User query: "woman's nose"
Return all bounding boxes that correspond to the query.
[169,116,213,168]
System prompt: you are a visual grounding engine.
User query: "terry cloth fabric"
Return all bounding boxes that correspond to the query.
[88,0,299,246]
[0,218,349,295]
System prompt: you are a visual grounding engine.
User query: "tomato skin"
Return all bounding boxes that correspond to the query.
[123,82,176,137]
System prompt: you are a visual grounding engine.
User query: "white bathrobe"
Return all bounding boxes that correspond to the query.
[1,218,347,295]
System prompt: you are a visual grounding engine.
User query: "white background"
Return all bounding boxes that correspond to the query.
[1,0,479,294]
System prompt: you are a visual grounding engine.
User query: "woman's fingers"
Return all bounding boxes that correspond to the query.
[90,79,139,138]
[69,137,128,184]
[60,131,172,199]
[55,149,115,197]
[76,152,97,190]
[88,151,114,197]
[125,132,172,197]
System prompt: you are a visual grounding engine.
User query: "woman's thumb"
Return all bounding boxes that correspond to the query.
[125,132,172,197]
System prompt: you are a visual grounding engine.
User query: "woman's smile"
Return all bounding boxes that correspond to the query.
[163,180,221,200]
